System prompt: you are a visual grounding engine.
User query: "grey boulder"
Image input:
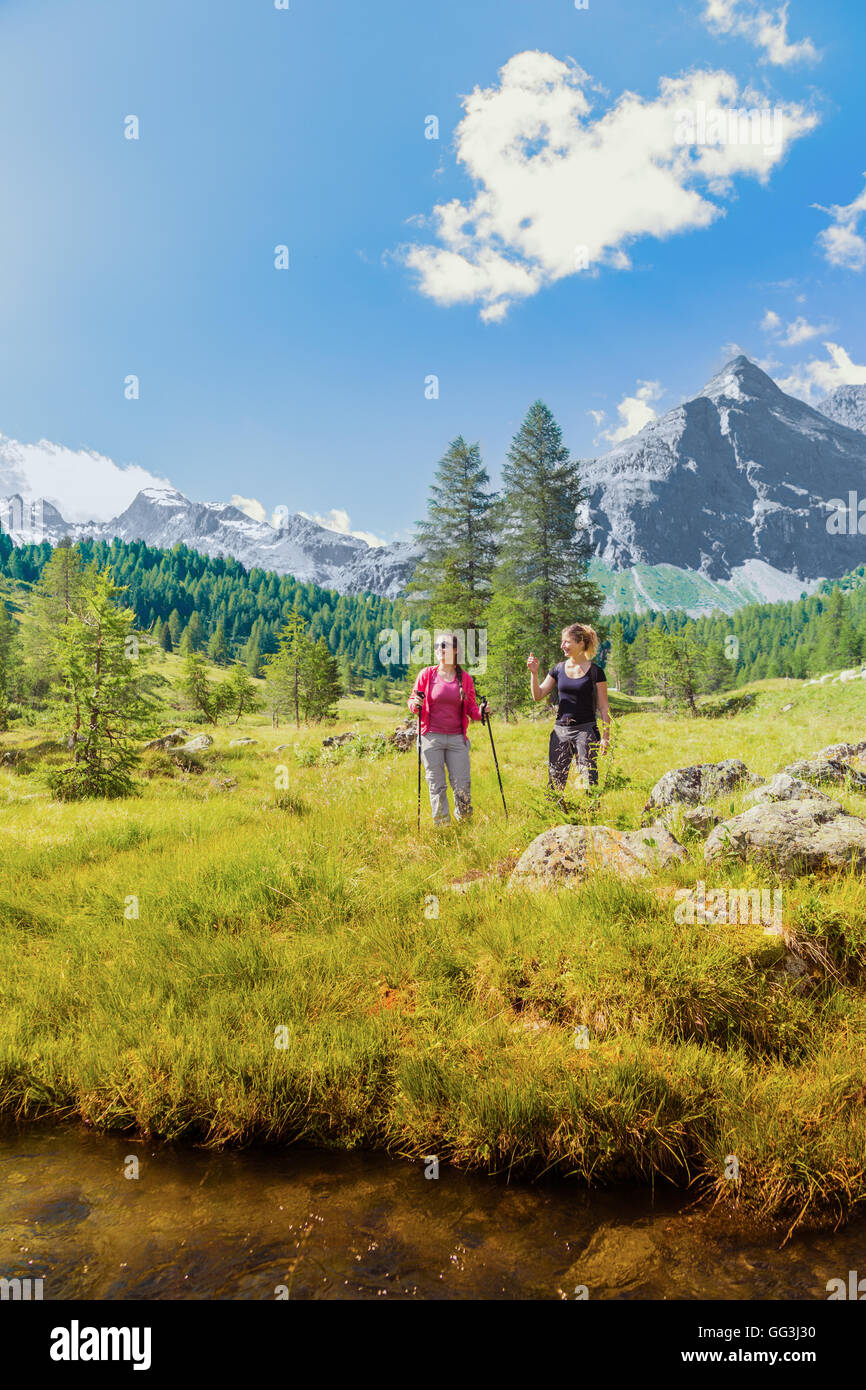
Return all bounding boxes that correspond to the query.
[705,798,866,873]
[782,758,866,789]
[744,773,837,806]
[510,823,685,889]
[643,759,757,812]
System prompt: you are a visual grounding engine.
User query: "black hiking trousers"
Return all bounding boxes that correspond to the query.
[547,719,600,790]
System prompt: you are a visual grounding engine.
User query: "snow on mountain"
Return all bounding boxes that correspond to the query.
[3,353,865,613]
[814,384,866,435]
[0,434,173,521]
[583,355,866,584]
[0,486,420,599]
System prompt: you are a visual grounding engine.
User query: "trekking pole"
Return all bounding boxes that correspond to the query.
[480,698,508,818]
[416,692,424,830]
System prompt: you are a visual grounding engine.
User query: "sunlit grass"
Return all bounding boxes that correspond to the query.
[1,675,866,1232]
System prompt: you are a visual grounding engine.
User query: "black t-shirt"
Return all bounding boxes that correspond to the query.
[548,660,605,723]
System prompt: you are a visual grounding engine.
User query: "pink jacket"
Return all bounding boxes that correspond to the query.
[409,666,483,738]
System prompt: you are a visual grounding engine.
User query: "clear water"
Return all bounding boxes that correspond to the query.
[1,1126,861,1300]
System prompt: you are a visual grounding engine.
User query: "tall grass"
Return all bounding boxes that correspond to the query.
[1,676,866,1234]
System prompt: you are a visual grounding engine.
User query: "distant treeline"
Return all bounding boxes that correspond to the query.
[609,567,866,690]
[0,532,411,691]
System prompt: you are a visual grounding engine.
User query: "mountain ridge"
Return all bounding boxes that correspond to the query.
[3,355,866,613]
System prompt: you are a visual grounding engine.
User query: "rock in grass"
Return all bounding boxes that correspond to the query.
[744,773,837,806]
[815,741,866,764]
[643,759,757,812]
[705,798,866,874]
[509,823,685,889]
[782,757,866,789]
[144,728,192,750]
[654,804,719,837]
[391,721,416,752]
[180,734,213,752]
[229,738,257,746]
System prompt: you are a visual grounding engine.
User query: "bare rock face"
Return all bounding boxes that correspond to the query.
[744,773,837,806]
[643,759,756,812]
[782,758,866,789]
[509,823,685,889]
[705,798,866,874]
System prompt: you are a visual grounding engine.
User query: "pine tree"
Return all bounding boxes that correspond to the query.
[609,620,636,694]
[167,609,183,648]
[484,587,534,720]
[245,638,262,677]
[264,605,308,727]
[408,436,498,631]
[304,638,342,723]
[46,564,163,798]
[643,630,705,714]
[184,611,204,653]
[494,400,601,675]
[220,661,264,725]
[181,652,223,725]
[207,619,229,665]
[0,587,16,730]
[703,639,733,693]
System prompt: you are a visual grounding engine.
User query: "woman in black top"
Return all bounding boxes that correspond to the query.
[526,623,611,790]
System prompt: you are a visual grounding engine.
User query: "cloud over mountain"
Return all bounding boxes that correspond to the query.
[399,50,817,322]
[0,434,173,522]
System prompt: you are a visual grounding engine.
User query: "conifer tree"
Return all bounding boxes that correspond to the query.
[207,619,229,665]
[220,661,264,724]
[0,585,16,730]
[409,436,498,631]
[493,400,601,677]
[46,564,163,798]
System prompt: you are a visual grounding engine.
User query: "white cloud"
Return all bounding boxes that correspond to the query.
[814,176,866,270]
[600,381,664,444]
[761,309,830,345]
[775,342,866,402]
[0,434,173,521]
[397,52,817,322]
[231,494,268,522]
[587,409,606,427]
[702,0,819,66]
[299,508,386,548]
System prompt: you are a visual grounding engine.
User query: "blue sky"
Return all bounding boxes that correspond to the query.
[0,0,864,541]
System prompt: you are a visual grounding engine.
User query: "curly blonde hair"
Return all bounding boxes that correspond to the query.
[562,623,599,659]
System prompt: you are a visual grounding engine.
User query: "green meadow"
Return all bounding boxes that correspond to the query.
[2,657,866,1239]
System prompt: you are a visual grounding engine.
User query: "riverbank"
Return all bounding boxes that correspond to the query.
[2,676,865,1237]
[4,1123,863,1299]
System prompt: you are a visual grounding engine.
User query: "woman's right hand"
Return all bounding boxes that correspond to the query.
[408,693,422,713]
[526,652,540,675]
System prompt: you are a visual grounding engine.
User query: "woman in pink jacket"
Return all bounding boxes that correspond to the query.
[407,634,489,825]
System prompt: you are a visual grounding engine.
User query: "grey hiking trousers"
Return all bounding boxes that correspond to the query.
[419,731,472,824]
